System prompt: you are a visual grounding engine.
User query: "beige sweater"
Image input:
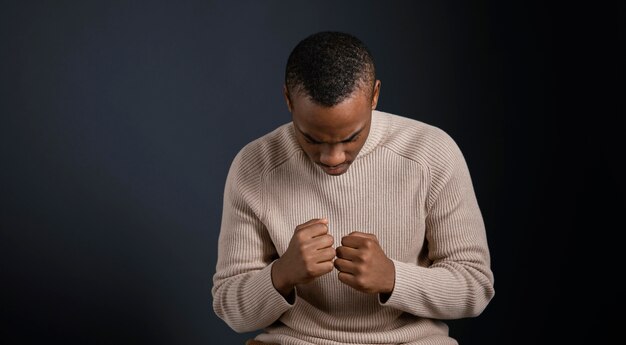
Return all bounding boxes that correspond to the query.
[212,110,494,345]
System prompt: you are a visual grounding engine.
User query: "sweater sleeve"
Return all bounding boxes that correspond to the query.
[381,133,495,319]
[211,152,293,333]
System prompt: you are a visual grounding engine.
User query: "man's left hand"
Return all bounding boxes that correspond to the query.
[334,232,395,294]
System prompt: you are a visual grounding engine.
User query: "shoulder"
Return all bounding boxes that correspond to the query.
[377,110,462,171]
[228,122,301,182]
[376,111,472,207]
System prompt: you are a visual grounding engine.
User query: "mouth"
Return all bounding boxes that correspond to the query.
[319,163,350,175]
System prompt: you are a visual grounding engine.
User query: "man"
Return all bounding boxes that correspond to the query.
[212,31,494,345]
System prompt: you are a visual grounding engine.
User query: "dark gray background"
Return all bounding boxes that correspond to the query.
[1,1,623,344]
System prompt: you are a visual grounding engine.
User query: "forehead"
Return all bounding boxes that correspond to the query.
[291,91,371,140]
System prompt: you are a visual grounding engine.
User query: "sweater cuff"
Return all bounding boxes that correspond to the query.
[378,259,422,310]
[255,262,296,311]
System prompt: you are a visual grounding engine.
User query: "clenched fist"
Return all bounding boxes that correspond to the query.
[334,232,395,295]
[271,218,336,299]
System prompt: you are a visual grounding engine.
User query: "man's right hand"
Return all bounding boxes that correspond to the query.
[271,218,335,299]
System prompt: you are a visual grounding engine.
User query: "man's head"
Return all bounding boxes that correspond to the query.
[284,31,381,176]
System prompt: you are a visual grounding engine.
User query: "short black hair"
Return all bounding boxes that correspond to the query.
[285,31,376,107]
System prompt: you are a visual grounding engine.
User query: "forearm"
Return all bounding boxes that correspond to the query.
[212,262,293,332]
[381,259,494,319]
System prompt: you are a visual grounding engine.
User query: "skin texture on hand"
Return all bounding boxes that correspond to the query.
[271,218,336,299]
[334,232,396,295]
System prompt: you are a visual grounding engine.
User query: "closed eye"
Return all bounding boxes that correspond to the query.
[341,134,360,143]
[303,136,322,144]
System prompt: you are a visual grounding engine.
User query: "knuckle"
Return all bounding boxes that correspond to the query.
[294,232,305,242]
[355,276,367,289]
[363,239,374,249]
[295,222,310,232]
[311,223,325,231]
[355,252,366,263]
[326,234,334,246]
[323,251,334,261]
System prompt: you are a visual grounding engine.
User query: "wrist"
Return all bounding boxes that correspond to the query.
[381,258,396,294]
[271,258,295,298]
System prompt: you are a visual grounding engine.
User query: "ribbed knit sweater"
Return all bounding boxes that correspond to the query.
[212,110,495,345]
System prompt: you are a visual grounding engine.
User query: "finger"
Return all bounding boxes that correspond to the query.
[294,222,329,243]
[337,271,358,288]
[295,218,328,231]
[317,261,335,275]
[315,247,336,263]
[301,222,330,238]
[335,245,360,260]
[311,233,334,249]
[347,231,378,241]
[341,234,372,249]
[334,257,357,274]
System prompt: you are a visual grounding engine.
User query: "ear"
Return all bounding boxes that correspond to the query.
[283,85,293,113]
[371,80,381,110]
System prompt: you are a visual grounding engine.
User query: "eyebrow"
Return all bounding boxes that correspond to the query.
[295,124,364,144]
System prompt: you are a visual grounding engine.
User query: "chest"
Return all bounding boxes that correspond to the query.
[260,154,429,262]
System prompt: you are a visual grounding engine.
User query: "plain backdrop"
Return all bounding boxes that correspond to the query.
[1,1,623,344]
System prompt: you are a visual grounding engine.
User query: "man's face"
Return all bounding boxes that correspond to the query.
[285,82,380,176]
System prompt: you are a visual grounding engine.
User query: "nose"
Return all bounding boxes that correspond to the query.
[319,144,346,167]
